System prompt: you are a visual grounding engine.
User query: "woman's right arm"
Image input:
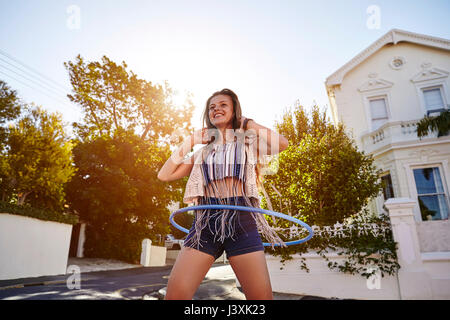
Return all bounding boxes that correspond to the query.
[157,129,206,182]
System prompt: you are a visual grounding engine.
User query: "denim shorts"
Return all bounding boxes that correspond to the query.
[183,197,265,259]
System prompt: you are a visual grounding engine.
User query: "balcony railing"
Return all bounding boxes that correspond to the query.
[360,119,441,154]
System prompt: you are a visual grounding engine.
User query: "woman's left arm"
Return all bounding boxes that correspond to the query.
[244,118,289,154]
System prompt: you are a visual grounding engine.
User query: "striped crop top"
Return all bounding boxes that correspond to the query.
[184,118,259,205]
[201,141,246,186]
[182,135,286,248]
[183,131,259,205]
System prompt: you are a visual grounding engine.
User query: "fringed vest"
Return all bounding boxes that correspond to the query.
[183,130,286,248]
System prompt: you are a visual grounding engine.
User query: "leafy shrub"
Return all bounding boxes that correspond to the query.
[0,200,78,225]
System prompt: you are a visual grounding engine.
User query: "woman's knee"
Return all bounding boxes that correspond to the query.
[164,281,195,300]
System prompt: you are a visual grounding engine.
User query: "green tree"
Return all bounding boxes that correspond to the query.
[260,103,399,278]
[0,80,22,200]
[66,130,185,262]
[63,54,193,262]
[0,80,22,145]
[64,54,192,142]
[416,109,450,138]
[4,104,76,211]
[262,104,382,227]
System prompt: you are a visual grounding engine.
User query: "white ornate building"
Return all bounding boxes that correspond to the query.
[325,29,450,245]
[264,29,450,300]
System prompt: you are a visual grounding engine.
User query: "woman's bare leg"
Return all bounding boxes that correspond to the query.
[228,250,273,300]
[165,246,215,300]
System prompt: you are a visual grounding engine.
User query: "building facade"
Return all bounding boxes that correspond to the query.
[325,29,450,253]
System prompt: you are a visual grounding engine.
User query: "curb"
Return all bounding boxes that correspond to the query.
[0,277,93,291]
[0,279,68,291]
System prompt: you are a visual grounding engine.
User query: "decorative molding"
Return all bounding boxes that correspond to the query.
[327,87,335,98]
[358,78,394,92]
[421,62,432,69]
[325,28,450,88]
[410,67,450,83]
[389,56,406,70]
[407,148,439,162]
[410,64,449,116]
[381,156,394,167]
[384,197,417,210]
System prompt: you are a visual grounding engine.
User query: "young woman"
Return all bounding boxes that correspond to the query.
[157,88,289,300]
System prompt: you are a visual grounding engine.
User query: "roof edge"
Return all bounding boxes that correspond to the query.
[325,28,450,88]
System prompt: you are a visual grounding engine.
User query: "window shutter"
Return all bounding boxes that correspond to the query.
[369,98,388,129]
[370,98,388,119]
[423,88,444,112]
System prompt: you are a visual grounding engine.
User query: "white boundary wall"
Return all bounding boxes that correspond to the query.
[0,213,73,280]
[258,198,450,300]
[265,252,400,300]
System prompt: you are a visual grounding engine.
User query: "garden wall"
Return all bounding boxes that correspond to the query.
[0,213,72,280]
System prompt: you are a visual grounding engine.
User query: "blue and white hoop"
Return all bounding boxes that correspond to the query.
[169,204,314,247]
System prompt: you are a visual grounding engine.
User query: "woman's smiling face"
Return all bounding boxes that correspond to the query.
[208,94,234,128]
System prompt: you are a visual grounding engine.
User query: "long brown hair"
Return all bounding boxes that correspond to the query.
[202,88,242,130]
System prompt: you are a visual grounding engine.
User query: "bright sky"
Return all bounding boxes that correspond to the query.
[1,0,449,137]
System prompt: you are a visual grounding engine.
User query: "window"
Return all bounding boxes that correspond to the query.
[369,97,388,130]
[413,167,449,220]
[422,87,445,116]
[381,174,395,200]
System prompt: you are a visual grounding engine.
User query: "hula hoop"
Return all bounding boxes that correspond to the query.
[169,204,314,247]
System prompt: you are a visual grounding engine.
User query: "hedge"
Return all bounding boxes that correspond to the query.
[0,201,79,225]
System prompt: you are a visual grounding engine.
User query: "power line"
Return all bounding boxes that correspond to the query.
[0,69,79,114]
[0,49,70,93]
[0,56,69,97]
[0,62,69,100]
[0,49,80,114]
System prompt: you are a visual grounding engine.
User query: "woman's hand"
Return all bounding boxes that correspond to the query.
[192,128,211,145]
[238,116,250,131]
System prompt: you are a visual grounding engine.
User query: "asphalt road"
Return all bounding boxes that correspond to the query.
[0,263,258,301]
[0,266,173,300]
